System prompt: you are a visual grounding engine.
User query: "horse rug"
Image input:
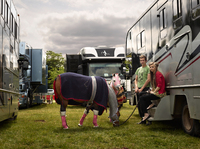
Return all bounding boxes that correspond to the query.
[54,72,108,111]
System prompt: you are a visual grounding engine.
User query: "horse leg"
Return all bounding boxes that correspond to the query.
[93,109,99,127]
[78,109,89,126]
[60,101,68,129]
[55,75,69,129]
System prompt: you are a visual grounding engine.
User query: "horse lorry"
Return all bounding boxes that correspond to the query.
[65,46,129,104]
[18,42,48,108]
[0,0,20,122]
[65,46,129,89]
[123,0,200,136]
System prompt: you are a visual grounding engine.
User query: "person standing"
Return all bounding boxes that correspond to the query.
[134,55,151,122]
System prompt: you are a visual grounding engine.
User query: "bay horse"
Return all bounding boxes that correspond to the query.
[53,72,123,129]
[78,73,126,127]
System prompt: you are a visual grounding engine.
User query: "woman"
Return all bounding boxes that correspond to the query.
[138,62,166,124]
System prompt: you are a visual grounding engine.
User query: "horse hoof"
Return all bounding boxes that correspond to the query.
[78,124,83,127]
[63,126,69,129]
[93,125,99,128]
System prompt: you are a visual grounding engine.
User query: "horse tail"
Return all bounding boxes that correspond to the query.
[53,76,61,104]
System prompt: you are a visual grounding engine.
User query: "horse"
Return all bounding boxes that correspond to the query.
[109,73,126,109]
[53,72,123,129]
[78,73,126,127]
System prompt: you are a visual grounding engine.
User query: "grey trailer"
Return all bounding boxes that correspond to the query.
[0,0,20,122]
[124,0,200,136]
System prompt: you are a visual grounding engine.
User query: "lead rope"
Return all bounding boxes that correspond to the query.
[119,92,137,126]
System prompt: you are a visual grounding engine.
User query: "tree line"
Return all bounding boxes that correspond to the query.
[46,51,65,89]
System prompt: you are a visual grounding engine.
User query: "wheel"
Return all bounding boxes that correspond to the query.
[13,115,18,120]
[30,95,33,107]
[26,97,30,108]
[182,103,200,136]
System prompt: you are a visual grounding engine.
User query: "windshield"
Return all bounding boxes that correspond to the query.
[89,63,121,78]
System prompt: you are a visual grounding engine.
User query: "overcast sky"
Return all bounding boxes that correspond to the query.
[14,0,153,54]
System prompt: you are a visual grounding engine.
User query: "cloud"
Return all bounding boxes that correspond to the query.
[37,12,132,54]
[15,0,153,54]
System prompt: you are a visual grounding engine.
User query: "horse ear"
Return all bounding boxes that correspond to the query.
[112,73,115,77]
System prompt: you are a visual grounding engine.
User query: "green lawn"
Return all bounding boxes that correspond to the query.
[0,102,199,149]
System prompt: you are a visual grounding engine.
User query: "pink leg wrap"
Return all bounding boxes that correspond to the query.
[93,115,98,127]
[79,113,87,125]
[61,116,68,129]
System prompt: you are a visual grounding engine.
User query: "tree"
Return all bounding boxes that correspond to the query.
[46,51,65,88]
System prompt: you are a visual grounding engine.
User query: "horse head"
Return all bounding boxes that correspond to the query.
[110,73,121,91]
[110,110,120,127]
[110,73,126,105]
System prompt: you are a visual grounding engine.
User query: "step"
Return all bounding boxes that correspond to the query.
[148,107,156,117]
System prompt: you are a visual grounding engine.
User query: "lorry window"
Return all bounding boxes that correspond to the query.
[159,8,167,39]
[137,33,141,50]
[126,31,132,55]
[137,30,146,53]
[89,63,121,77]
[173,0,182,29]
[3,32,10,68]
[191,0,200,19]
[10,45,13,69]
[192,0,200,8]
[173,0,182,19]
[141,31,146,48]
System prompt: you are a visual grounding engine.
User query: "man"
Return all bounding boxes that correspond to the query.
[134,55,151,124]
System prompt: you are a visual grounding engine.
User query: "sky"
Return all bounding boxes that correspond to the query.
[14,0,153,54]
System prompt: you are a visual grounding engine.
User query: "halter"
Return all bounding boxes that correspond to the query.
[110,112,119,126]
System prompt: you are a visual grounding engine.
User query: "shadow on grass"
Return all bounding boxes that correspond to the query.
[145,119,188,136]
[53,125,116,134]
[67,105,86,109]
[0,119,14,130]
[119,104,136,110]
[19,103,48,110]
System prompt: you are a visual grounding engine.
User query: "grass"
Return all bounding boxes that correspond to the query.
[0,102,199,149]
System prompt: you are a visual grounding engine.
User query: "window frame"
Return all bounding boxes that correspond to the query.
[136,30,146,54]
[173,0,183,29]
[191,0,200,19]
[159,8,167,39]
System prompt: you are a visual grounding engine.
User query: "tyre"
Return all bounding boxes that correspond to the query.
[30,95,33,107]
[26,97,30,108]
[9,114,17,120]
[182,103,200,136]
[13,115,17,120]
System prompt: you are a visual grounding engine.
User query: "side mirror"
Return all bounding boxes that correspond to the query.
[121,64,132,79]
[27,65,31,78]
[121,63,126,75]
[123,67,126,74]
[27,70,31,78]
